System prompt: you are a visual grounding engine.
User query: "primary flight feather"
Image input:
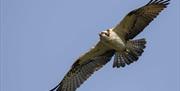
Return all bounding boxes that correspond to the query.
[50,0,170,91]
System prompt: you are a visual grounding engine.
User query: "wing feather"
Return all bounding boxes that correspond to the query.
[113,0,170,40]
[50,41,115,91]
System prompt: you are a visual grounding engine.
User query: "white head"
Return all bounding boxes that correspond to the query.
[99,29,113,43]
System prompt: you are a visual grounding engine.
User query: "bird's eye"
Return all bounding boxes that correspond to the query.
[99,30,110,37]
[106,29,111,36]
[105,32,109,36]
[106,30,110,36]
[101,32,109,36]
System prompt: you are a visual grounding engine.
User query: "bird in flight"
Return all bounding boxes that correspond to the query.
[50,0,170,91]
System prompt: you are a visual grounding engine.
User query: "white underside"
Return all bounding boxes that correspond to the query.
[101,29,126,52]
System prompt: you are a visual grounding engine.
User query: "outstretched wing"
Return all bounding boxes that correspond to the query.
[50,42,115,91]
[113,0,170,40]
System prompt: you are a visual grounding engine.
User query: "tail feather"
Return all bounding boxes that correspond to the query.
[113,53,126,68]
[113,38,146,68]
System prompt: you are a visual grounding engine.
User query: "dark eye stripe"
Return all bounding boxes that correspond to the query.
[100,30,110,37]
[104,32,109,36]
[107,30,110,36]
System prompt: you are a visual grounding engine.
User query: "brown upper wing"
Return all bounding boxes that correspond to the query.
[50,42,115,91]
[113,0,170,40]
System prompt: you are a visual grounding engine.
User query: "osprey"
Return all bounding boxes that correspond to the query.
[51,0,170,91]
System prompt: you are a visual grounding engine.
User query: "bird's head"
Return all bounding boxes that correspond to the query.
[99,29,111,41]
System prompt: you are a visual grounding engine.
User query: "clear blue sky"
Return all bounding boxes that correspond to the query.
[1,0,179,91]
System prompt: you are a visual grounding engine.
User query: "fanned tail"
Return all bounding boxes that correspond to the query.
[113,38,146,68]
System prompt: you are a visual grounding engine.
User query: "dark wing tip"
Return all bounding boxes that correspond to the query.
[49,82,62,91]
[127,0,170,17]
[146,0,170,6]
